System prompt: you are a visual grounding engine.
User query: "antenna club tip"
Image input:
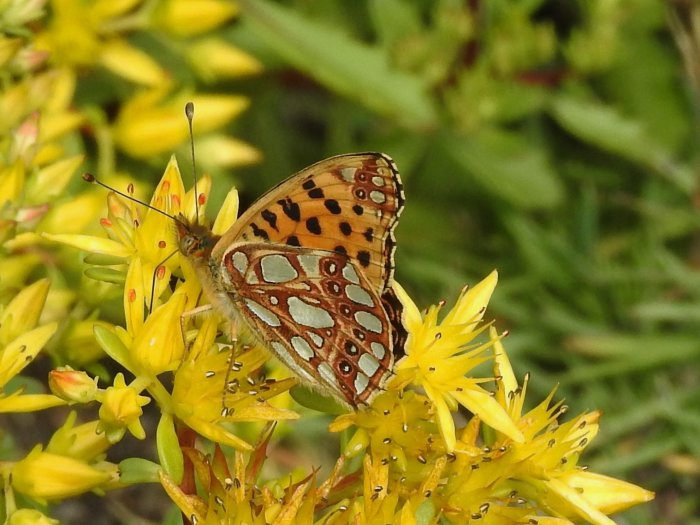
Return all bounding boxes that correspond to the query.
[185,102,194,118]
[82,173,96,183]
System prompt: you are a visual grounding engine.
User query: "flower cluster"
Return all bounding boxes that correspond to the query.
[47,161,652,524]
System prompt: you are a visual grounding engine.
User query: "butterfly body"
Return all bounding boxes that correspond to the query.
[176,153,406,408]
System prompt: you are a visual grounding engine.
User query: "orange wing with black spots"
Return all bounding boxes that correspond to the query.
[211,153,404,295]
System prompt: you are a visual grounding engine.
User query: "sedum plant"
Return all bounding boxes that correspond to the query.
[0,0,661,523]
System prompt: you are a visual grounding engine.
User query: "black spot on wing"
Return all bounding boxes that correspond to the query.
[251,223,269,241]
[352,204,364,216]
[357,250,370,267]
[278,198,300,221]
[339,222,352,236]
[261,209,278,231]
[306,217,322,235]
[308,187,324,199]
[363,227,373,241]
[302,179,315,190]
[286,235,300,246]
[324,199,341,215]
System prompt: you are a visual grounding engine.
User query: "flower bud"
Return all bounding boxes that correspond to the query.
[48,367,98,403]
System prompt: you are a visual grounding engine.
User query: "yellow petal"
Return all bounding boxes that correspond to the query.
[195,135,262,168]
[0,323,58,389]
[156,0,238,36]
[0,278,50,344]
[0,159,24,204]
[491,326,519,412]
[558,470,654,515]
[423,382,456,452]
[544,477,616,525]
[442,270,498,328]
[391,281,422,332]
[0,392,66,413]
[12,447,115,501]
[99,40,167,86]
[181,416,252,451]
[131,291,187,375]
[123,256,145,335]
[42,233,133,257]
[452,385,524,443]
[187,38,263,80]
[212,186,239,236]
[28,155,84,202]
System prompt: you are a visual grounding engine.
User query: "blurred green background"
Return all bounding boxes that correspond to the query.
[220,1,698,523]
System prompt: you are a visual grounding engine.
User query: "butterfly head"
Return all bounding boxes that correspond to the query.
[176,214,220,261]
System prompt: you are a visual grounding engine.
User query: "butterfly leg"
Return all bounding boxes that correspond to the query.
[179,304,215,348]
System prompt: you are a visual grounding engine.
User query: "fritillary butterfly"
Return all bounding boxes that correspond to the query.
[177,153,407,408]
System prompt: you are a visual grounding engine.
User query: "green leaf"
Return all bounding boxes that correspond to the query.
[93,324,131,370]
[368,0,422,48]
[549,94,696,194]
[119,457,161,485]
[84,267,126,284]
[157,413,184,484]
[83,253,127,266]
[289,385,347,415]
[237,0,437,129]
[443,129,563,209]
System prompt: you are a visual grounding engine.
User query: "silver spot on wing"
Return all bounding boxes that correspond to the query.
[342,263,360,284]
[354,310,382,333]
[291,336,315,361]
[231,251,248,274]
[345,284,374,306]
[297,254,321,277]
[370,190,386,204]
[260,254,298,283]
[307,331,324,348]
[245,299,281,327]
[354,372,369,395]
[370,341,386,360]
[358,353,380,377]
[287,297,335,328]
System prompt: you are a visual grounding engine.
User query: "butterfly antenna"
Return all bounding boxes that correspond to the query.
[185,101,199,222]
[82,174,184,225]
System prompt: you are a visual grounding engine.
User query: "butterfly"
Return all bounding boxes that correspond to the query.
[176,153,407,409]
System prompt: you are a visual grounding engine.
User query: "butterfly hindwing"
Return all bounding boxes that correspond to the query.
[218,242,394,406]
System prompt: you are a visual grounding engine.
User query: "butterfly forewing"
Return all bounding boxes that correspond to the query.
[218,242,395,406]
[212,153,404,294]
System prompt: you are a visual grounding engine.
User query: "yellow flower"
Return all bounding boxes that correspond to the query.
[171,316,299,450]
[10,445,117,502]
[45,158,195,326]
[35,0,166,86]
[154,0,238,37]
[112,87,250,159]
[47,412,111,461]
[130,289,188,375]
[187,38,264,81]
[160,425,316,525]
[436,331,655,525]
[393,272,523,451]
[98,373,150,442]
[0,279,64,413]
